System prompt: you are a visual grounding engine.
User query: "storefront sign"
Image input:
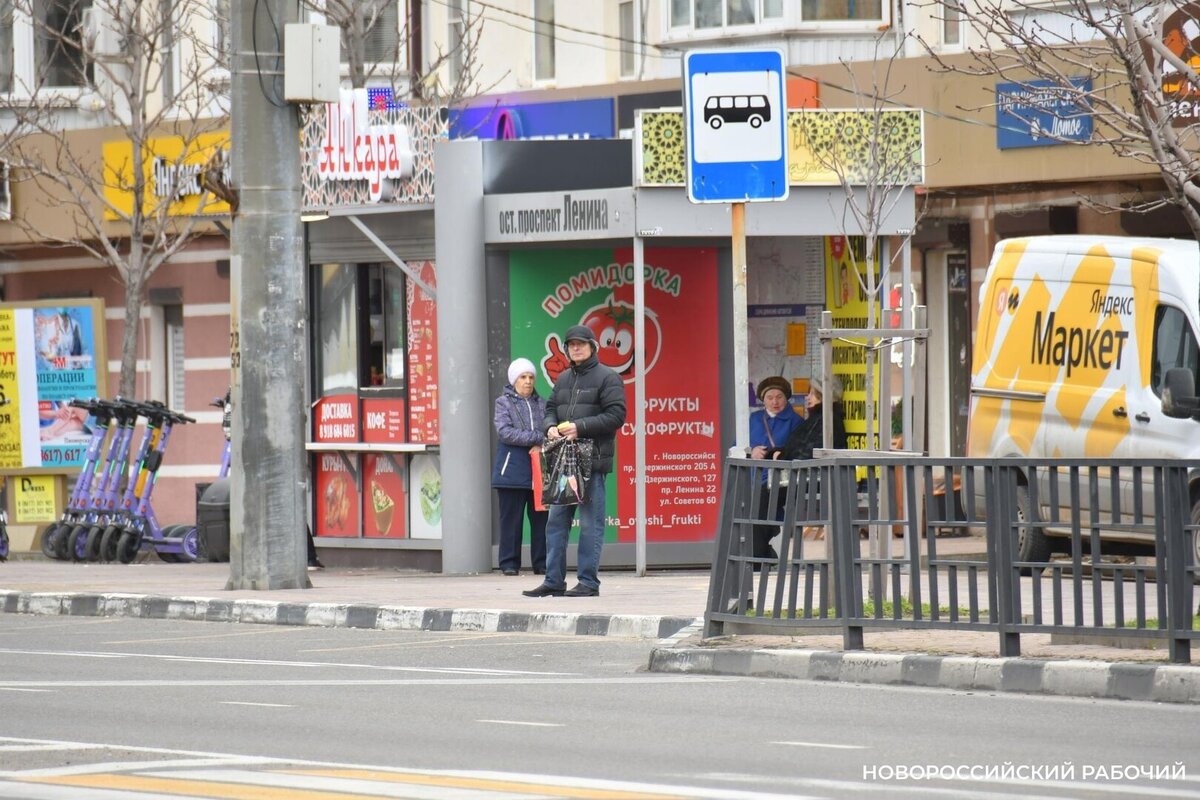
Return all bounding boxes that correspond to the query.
[638,109,923,187]
[316,88,415,202]
[449,97,615,140]
[0,301,105,471]
[509,248,721,544]
[103,132,231,219]
[406,262,440,444]
[1162,4,1200,128]
[315,452,358,537]
[363,454,405,538]
[313,394,360,443]
[362,397,407,443]
[996,78,1093,149]
[13,474,56,522]
[483,189,634,243]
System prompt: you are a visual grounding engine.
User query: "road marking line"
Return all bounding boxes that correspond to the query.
[102,626,302,645]
[0,676,731,688]
[2,757,276,779]
[0,688,53,693]
[0,648,575,677]
[220,702,295,708]
[476,719,564,728]
[23,774,366,800]
[0,744,102,752]
[282,768,690,799]
[768,741,868,750]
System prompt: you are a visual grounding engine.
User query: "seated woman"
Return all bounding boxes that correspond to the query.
[770,376,848,541]
[772,376,848,461]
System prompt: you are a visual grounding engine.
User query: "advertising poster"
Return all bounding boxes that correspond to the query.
[0,301,104,471]
[363,454,406,538]
[314,452,359,537]
[13,475,57,522]
[312,394,360,443]
[406,261,439,443]
[826,236,879,452]
[362,397,407,443]
[408,453,442,539]
[509,248,720,543]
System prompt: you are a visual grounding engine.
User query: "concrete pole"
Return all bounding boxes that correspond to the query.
[226,0,309,590]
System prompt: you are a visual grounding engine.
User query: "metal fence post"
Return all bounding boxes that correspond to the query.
[832,459,863,650]
[991,461,1021,657]
[1164,464,1192,664]
[704,458,746,638]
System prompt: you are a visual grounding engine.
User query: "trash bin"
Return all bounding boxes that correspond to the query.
[196,478,231,562]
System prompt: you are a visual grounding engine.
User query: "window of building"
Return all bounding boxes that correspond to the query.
[619,1,635,77]
[340,0,399,66]
[799,0,882,22]
[37,0,93,87]
[533,0,554,82]
[0,1,13,93]
[448,0,467,86]
[314,263,408,396]
[669,0,689,27]
[942,0,963,47]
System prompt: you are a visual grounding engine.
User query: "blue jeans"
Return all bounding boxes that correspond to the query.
[544,471,607,590]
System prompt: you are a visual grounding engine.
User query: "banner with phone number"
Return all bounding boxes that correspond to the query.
[0,302,103,470]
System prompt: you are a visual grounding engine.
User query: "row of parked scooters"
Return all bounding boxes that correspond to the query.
[40,394,230,564]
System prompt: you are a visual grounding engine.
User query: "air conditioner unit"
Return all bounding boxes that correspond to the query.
[0,161,11,222]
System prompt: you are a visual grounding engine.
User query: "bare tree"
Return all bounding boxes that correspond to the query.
[2,0,229,398]
[794,35,925,452]
[304,0,495,101]
[915,0,1200,238]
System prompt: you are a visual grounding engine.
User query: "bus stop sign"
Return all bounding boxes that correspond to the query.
[683,48,788,204]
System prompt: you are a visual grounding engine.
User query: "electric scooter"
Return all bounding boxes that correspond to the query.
[66,398,141,561]
[41,398,119,560]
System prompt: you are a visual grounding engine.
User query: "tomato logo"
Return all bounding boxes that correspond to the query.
[541,294,661,384]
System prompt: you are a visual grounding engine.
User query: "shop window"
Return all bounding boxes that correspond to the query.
[314,262,407,395]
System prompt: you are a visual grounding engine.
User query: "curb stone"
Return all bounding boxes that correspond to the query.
[647,645,1200,704]
[0,590,700,641]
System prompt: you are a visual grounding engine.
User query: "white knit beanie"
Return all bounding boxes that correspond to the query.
[507,357,536,386]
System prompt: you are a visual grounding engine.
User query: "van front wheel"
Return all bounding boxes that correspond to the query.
[1015,484,1052,564]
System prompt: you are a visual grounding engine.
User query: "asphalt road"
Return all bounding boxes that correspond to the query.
[0,615,1197,800]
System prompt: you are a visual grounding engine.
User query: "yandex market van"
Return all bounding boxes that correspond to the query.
[968,235,1200,564]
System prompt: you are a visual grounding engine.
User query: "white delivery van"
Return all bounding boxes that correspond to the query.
[968,235,1200,564]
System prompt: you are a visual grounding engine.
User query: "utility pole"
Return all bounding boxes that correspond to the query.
[227,0,309,589]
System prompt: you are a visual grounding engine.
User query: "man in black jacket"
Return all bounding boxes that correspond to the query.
[523,324,626,598]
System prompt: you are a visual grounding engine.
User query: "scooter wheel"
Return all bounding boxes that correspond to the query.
[84,526,105,562]
[41,523,62,559]
[116,530,142,564]
[99,525,123,563]
[179,526,202,563]
[67,525,90,562]
[53,524,73,560]
[155,524,183,563]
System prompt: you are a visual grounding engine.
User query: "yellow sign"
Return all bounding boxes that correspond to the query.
[103,131,231,220]
[0,309,21,469]
[14,474,57,522]
[638,109,923,187]
[826,235,881,453]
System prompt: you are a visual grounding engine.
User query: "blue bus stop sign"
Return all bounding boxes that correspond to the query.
[683,48,788,204]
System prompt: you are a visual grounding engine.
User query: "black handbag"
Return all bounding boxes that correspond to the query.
[540,437,595,506]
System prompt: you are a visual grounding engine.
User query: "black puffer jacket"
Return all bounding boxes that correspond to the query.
[543,351,626,473]
[773,402,848,461]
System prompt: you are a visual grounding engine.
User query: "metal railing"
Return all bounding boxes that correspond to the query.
[705,456,1199,663]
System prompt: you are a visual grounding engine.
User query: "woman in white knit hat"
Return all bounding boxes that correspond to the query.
[490,358,548,575]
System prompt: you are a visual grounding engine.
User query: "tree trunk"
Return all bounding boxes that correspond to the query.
[119,266,145,399]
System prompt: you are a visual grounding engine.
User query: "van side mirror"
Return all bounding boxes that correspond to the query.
[1162,367,1200,419]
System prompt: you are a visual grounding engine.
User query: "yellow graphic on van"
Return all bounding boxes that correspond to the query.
[1131,247,1163,390]
[1085,389,1131,456]
[1053,248,1121,430]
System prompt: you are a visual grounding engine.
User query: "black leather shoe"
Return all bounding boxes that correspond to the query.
[522,583,565,597]
[502,569,519,576]
[533,568,545,575]
[564,583,599,597]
